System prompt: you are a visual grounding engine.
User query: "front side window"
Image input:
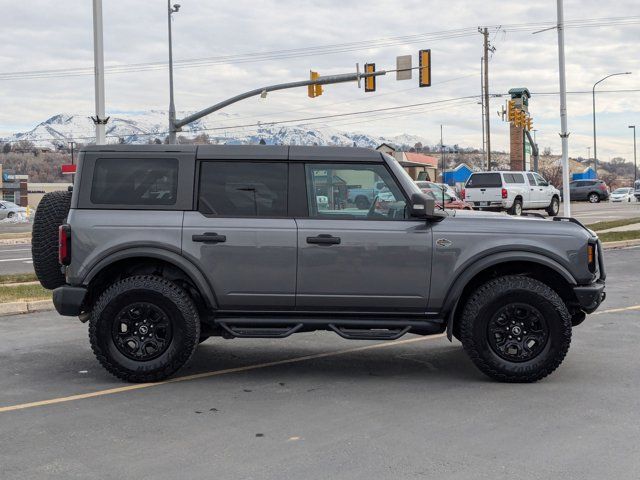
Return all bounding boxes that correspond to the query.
[533,173,548,186]
[91,158,178,205]
[526,173,537,186]
[305,163,406,220]
[198,162,287,217]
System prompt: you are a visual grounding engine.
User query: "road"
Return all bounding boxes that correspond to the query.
[0,243,34,275]
[0,247,638,479]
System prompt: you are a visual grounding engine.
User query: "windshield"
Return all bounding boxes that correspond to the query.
[612,188,629,194]
[466,173,502,188]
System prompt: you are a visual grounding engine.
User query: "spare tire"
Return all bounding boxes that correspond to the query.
[32,190,72,290]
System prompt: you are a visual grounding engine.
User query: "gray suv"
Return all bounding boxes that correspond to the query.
[31,145,606,383]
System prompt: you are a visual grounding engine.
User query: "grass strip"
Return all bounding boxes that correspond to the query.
[0,284,50,303]
[586,217,640,232]
[598,230,640,243]
[0,273,38,285]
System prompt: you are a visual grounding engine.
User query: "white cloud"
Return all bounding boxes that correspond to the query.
[0,0,639,162]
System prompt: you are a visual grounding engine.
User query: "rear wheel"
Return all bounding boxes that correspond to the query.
[32,190,72,289]
[355,196,370,210]
[508,199,523,216]
[588,192,600,203]
[7,211,14,219]
[89,275,200,383]
[546,196,560,217]
[459,275,572,383]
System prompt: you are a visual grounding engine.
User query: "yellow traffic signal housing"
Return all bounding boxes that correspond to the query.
[308,71,323,98]
[364,63,376,92]
[526,117,533,131]
[507,100,516,122]
[419,49,431,87]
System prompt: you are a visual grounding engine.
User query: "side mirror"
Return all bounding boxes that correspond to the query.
[409,193,436,219]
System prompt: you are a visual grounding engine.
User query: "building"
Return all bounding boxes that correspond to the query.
[0,164,28,206]
[571,167,597,181]
[375,144,438,181]
[442,163,474,186]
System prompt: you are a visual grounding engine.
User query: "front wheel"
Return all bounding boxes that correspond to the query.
[588,192,600,203]
[546,196,560,217]
[89,275,200,383]
[459,275,572,383]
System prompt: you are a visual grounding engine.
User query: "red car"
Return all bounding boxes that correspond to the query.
[423,188,473,210]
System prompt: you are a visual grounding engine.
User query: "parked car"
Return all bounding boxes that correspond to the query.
[634,180,640,201]
[416,181,458,199]
[423,188,473,210]
[347,182,387,209]
[609,187,635,203]
[0,200,27,220]
[437,183,458,199]
[462,171,560,216]
[566,179,610,203]
[34,145,605,384]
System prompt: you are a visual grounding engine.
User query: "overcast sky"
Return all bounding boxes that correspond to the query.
[1,0,639,160]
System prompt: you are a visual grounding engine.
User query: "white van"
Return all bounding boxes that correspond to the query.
[462,171,561,216]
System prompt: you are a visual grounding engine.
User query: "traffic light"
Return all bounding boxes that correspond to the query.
[507,100,516,122]
[526,117,533,131]
[364,63,376,92]
[418,49,431,87]
[308,71,323,98]
[516,110,526,128]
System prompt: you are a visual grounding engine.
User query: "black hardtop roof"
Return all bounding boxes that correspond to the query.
[80,144,383,162]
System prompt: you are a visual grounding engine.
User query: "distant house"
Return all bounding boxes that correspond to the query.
[375,144,438,181]
[571,166,597,181]
[442,163,474,186]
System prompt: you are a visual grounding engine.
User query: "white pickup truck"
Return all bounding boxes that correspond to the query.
[462,171,561,216]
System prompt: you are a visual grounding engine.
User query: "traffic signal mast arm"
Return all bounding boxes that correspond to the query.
[174,70,387,130]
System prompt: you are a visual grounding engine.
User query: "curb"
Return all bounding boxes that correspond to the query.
[601,239,640,250]
[0,299,53,317]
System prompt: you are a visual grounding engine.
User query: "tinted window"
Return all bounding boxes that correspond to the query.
[305,163,407,220]
[503,174,515,184]
[91,158,178,205]
[527,173,537,185]
[198,162,287,217]
[534,173,548,186]
[466,173,502,188]
[512,173,525,183]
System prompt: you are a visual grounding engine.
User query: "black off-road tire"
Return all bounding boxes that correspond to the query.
[546,196,560,217]
[459,275,572,383]
[508,198,523,216]
[31,190,72,290]
[89,275,200,383]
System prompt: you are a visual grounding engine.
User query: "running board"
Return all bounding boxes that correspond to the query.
[213,316,443,339]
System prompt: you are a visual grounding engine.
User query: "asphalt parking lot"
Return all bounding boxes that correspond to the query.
[0,247,638,479]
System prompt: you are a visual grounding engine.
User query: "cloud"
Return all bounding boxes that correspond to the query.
[0,0,639,162]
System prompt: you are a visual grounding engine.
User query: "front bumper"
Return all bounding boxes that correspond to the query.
[52,285,87,316]
[572,280,606,314]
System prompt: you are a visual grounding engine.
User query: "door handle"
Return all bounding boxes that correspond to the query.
[192,232,226,243]
[307,234,341,245]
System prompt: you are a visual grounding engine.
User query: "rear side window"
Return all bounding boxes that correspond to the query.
[466,173,502,188]
[198,162,288,217]
[503,173,524,184]
[91,158,178,205]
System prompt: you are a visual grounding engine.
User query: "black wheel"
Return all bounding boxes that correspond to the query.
[31,190,72,290]
[546,196,560,217]
[588,192,600,203]
[508,198,523,216]
[355,196,370,210]
[459,275,571,383]
[89,275,200,383]
[7,211,14,219]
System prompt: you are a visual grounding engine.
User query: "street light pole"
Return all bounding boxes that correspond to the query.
[630,125,637,184]
[91,0,107,145]
[167,2,180,144]
[592,71,631,176]
[556,0,571,217]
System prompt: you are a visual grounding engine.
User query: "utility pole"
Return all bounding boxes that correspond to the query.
[440,125,446,208]
[480,58,486,169]
[91,0,107,145]
[167,2,180,144]
[480,27,491,169]
[630,125,637,184]
[556,0,571,217]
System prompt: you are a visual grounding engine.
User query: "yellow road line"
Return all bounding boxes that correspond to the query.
[591,304,640,315]
[0,334,445,414]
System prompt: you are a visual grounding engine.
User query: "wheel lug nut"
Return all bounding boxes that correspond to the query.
[517,337,521,341]
[509,335,512,339]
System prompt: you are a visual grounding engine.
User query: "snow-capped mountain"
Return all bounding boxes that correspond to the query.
[2,111,428,150]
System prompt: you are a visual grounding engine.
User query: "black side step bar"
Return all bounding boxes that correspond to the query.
[329,324,411,340]
[218,322,303,339]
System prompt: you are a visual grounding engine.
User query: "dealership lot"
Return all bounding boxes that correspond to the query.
[0,247,638,479]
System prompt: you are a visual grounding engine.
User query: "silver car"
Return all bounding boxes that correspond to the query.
[0,200,27,220]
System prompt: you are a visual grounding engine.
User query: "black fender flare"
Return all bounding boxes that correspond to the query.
[444,251,576,340]
[83,247,218,309]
